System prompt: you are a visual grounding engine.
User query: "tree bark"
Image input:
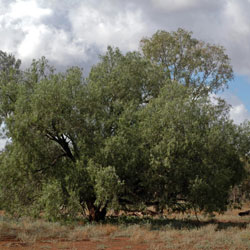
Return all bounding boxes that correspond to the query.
[86,202,107,222]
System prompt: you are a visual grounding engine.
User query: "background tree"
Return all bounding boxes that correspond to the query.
[231,121,250,202]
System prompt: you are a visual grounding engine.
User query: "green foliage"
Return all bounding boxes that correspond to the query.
[0,29,247,221]
[39,180,66,221]
[0,145,43,217]
[139,82,244,213]
[233,121,250,201]
[0,51,21,126]
[38,180,82,221]
[86,161,123,209]
[140,28,233,95]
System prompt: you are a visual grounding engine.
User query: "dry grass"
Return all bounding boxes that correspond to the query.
[0,218,69,244]
[0,218,119,244]
[128,226,158,244]
[0,206,250,249]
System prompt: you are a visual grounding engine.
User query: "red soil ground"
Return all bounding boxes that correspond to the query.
[0,237,148,250]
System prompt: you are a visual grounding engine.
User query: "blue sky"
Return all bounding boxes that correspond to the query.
[0,0,249,148]
[231,76,250,111]
[221,75,250,123]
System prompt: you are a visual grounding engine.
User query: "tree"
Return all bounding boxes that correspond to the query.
[140,28,233,96]
[0,29,246,221]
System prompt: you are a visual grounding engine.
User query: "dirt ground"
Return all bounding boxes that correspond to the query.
[1,205,250,250]
[0,237,148,250]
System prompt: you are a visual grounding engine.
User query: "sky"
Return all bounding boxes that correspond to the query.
[0,0,250,147]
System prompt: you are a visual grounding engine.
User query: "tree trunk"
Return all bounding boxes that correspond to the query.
[86,202,107,222]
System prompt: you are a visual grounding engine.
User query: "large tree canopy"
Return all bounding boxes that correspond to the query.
[0,29,247,221]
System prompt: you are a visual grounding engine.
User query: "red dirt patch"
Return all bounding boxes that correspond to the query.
[0,237,148,250]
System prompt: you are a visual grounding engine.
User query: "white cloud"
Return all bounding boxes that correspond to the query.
[17,24,86,67]
[0,0,147,70]
[68,2,146,52]
[151,0,200,12]
[223,0,250,35]
[18,25,47,59]
[220,0,250,75]
[0,0,53,59]
[0,0,250,80]
[9,0,52,19]
[230,104,250,124]
[221,93,250,124]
